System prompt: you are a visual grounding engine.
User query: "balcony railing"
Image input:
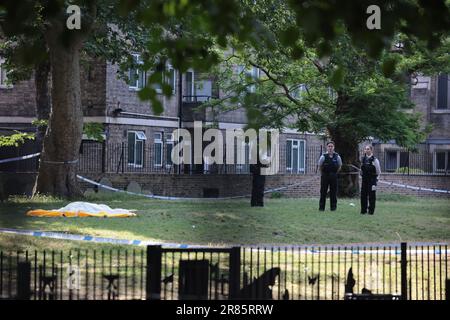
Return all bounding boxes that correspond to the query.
[181,95,217,122]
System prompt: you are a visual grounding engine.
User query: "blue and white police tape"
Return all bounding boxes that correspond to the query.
[77,174,318,201]
[0,152,40,164]
[378,180,450,194]
[0,227,205,249]
[77,175,247,200]
[0,228,447,253]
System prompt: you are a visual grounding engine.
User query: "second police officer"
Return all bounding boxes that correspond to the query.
[360,144,381,215]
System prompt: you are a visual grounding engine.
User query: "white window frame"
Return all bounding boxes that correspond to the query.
[434,150,449,173]
[165,133,174,168]
[286,139,306,174]
[127,130,146,167]
[129,54,146,91]
[153,132,163,167]
[0,58,13,89]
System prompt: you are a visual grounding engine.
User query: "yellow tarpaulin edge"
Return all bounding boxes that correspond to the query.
[26,209,136,218]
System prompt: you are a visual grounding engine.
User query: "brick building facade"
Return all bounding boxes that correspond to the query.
[373,75,450,174]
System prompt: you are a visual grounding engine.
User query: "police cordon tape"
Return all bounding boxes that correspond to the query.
[0,228,447,253]
[0,227,204,249]
[77,175,245,200]
[77,174,319,200]
[0,152,40,164]
[377,180,450,194]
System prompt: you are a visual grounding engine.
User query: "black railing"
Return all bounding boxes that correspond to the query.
[0,243,448,300]
[0,249,147,300]
[1,142,448,176]
[182,95,215,103]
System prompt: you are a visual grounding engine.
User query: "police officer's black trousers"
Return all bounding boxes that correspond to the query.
[319,173,337,210]
[361,178,376,214]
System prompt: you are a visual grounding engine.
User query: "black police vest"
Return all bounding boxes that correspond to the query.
[322,153,339,174]
[361,155,377,178]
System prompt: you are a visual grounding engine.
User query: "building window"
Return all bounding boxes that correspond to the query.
[166,133,174,167]
[327,87,337,101]
[247,66,260,93]
[154,64,176,94]
[385,151,397,171]
[437,74,449,109]
[292,84,307,100]
[384,150,409,172]
[127,131,146,166]
[237,65,260,93]
[286,139,305,173]
[0,58,12,88]
[154,132,163,167]
[167,66,176,94]
[185,70,195,101]
[435,151,450,172]
[129,54,146,90]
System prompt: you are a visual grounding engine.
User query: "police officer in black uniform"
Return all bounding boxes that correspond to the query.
[318,141,342,211]
[360,144,381,215]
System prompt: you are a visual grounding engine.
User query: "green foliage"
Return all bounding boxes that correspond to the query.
[2,0,449,117]
[83,123,105,142]
[270,192,284,199]
[31,119,48,128]
[0,131,35,147]
[394,167,426,174]
[287,0,450,59]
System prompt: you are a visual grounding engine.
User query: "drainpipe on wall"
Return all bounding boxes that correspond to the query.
[178,70,183,129]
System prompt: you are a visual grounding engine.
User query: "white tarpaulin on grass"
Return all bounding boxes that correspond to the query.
[27,201,137,218]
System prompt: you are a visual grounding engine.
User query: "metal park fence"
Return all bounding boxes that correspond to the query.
[0,243,448,300]
[2,141,447,176]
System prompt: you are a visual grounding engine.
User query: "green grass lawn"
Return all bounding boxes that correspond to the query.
[0,193,449,250]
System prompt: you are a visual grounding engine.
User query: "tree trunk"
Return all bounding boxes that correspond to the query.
[332,131,360,198]
[34,59,51,148]
[250,164,265,207]
[329,95,360,198]
[33,24,84,198]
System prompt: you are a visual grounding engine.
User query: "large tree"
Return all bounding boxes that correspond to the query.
[0,1,98,197]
